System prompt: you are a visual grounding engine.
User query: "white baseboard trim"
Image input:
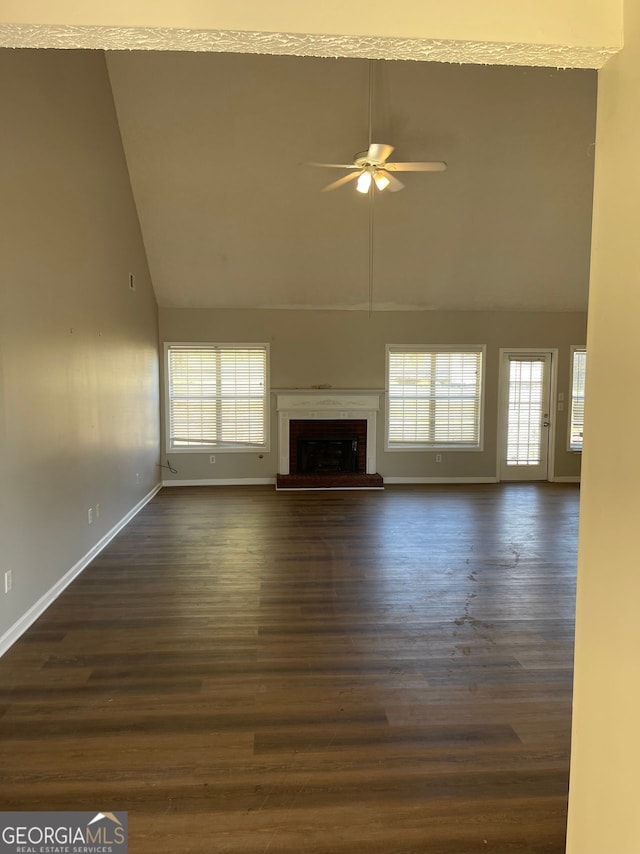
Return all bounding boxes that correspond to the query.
[163,477,507,487]
[383,477,499,485]
[550,476,581,483]
[0,483,162,659]
[162,478,276,487]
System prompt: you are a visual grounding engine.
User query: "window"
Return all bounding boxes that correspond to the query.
[165,344,269,451]
[569,347,586,451]
[387,346,484,449]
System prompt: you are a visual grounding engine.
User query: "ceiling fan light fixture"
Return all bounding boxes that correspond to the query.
[356,171,372,194]
[373,171,390,191]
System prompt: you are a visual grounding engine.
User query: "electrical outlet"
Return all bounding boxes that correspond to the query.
[95,503,100,519]
[136,472,140,484]
[4,570,12,594]
[209,455,216,464]
[435,454,442,463]
[88,507,93,525]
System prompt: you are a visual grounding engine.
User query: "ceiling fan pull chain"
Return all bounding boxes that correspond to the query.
[368,59,374,149]
[368,182,375,315]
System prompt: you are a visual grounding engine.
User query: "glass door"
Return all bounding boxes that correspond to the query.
[500,352,552,481]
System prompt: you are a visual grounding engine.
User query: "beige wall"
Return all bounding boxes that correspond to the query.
[0,49,160,647]
[566,1,640,850]
[0,0,622,51]
[159,307,585,482]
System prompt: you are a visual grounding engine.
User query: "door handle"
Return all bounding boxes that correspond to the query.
[543,421,550,427]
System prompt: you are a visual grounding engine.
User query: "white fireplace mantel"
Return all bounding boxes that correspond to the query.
[276,390,381,475]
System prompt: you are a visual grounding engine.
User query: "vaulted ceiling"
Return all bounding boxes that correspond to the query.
[106,51,597,312]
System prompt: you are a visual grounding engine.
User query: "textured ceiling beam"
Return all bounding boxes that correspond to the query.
[0,24,618,69]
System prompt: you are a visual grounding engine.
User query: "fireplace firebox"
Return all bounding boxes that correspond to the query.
[289,419,367,476]
[297,437,358,474]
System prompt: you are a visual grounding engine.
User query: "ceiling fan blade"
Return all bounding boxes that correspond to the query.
[383,171,405,192]
[367,143,394,163]
[307,162,360,170]
[385,161,448,172]
[321,171,362,192]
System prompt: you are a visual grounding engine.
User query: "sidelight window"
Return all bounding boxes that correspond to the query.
[569,347,586,452]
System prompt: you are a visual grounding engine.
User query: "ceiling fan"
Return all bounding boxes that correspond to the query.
[306,60,448,312]
[309,142,447,194]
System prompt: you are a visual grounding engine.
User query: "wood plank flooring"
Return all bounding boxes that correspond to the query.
[0,483,579,853]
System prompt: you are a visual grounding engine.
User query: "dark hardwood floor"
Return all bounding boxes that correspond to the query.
[0,483,579,853]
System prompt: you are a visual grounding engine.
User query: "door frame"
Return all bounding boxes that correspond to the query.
[496,348,558,482]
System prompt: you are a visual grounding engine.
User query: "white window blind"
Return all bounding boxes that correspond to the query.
[166,344,268,451]
[387,347,483,448]
[569,348,586,451]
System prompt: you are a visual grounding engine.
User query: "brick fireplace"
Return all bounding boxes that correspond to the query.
[275,391,383,489]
